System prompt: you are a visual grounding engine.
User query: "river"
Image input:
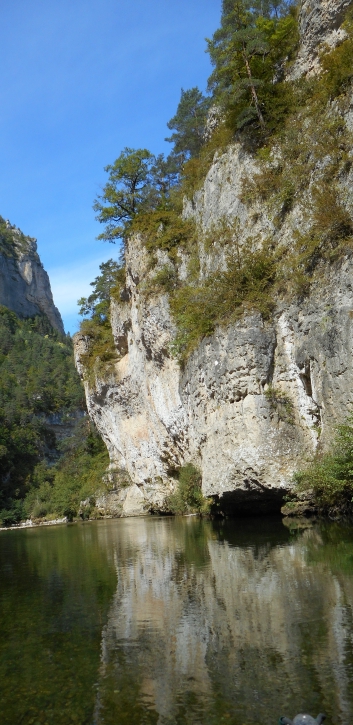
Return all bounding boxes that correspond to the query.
[0,517,353,724]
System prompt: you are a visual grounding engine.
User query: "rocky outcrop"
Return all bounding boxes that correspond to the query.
[74,0,353,516]
[290,0,353,78]
[0,219,64,333]
[75,237,353,515]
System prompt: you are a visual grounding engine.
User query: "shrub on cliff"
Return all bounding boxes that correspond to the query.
[294,416,353,515]
[167,464,212,515]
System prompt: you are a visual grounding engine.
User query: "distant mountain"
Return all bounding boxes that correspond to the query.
[0,216,64,333]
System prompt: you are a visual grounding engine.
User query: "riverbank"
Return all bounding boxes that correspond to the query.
[0,511,320,534]
[0,517,68,531]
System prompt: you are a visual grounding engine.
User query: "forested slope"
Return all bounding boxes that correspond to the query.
[0,306,109,526]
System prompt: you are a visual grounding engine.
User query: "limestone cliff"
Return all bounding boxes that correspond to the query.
[0,218,64,333]
[291,0,353,78]
[74,0,353,515]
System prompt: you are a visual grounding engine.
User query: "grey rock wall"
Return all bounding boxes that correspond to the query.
[290,0,353,78]
[0,221,64,333]
[74,0,353,515]
[75,250,353,515]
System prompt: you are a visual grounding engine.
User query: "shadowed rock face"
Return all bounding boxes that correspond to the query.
[0,221,64,333]
[74,0,353,516]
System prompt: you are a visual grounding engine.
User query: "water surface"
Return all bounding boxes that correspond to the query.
[1,517,353,724]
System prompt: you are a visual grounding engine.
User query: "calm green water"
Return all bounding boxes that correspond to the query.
[1,518,353,725]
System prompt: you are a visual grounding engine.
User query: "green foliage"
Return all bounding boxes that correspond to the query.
[79,317,117,383]
[238,18,353,298]
[93,148,158,243]
[243,12,353,206]
[0,307,86,525]
[170,236,278,360]
[93,149,184,245]
[281,187,353,295]
[23,419,109,522]
[78,258,125,320]
[320,11,353,101]
[264,384,294,424]
[166,463,211,515]
[165,87,212,159]
[78,259,126,381]
[132,207,197,260]
[243,94,350,217]
[145,264,179,295]
[206,0,299,135]
[294,416,353,514]
[0,216,33,257]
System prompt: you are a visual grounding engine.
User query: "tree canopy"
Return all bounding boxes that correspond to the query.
[0,307,86,524]
[165,87,212,159]
[93,148,158,243]
[93,148,183,245]
[78,259,124,323]
[207,0,298,131]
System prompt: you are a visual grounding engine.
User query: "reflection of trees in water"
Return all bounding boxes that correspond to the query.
[0,524,117,725]
[93,518,353,725]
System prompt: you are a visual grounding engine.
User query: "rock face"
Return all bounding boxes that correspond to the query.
[75,240,353,515]
[74,0,353,515]
[290,0,353,78]
[0,219,64,333]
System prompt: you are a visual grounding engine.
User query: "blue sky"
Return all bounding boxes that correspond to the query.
[0,0,220,333]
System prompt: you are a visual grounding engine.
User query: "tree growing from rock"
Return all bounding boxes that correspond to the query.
[93,148,158,243]
[207,0,298,131]
[165,87,212,159]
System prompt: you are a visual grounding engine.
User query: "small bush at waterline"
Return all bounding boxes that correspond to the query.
[294,415,353,515]
[167,463,212,515]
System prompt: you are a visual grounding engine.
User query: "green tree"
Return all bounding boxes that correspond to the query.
[78,259,124,323]
[166,87,212,158]
[77,260,125,383]
[151,153,181,195]
[252,0,293,16]
[93,148,157,243]
[207,0,298,131]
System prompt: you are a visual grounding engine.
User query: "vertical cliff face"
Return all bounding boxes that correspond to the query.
[75,241,353,515]
[291,0,353,78]
[74,239,188,516]
[0,219,64,333]
[74,0,353,515]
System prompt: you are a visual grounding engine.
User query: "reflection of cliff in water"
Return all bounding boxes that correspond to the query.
[93,518,353,725]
